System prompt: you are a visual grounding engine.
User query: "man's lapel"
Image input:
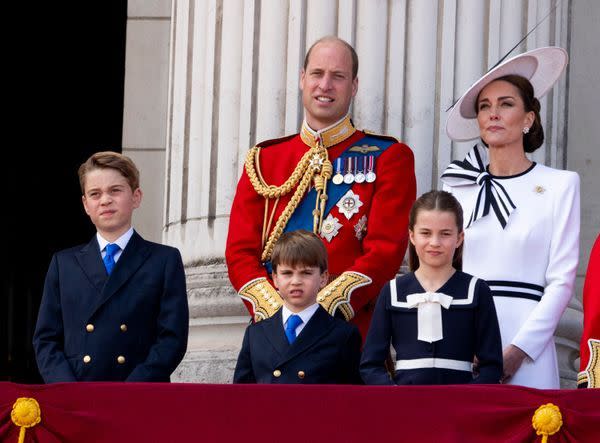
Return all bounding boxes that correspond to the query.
[86,231,151,320]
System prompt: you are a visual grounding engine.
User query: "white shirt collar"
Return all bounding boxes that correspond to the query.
[97,227,134,254]
[282,303,319,327]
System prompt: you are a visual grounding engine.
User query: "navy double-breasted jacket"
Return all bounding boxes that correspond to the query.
[33,231,189,382]
[233,306,362,384]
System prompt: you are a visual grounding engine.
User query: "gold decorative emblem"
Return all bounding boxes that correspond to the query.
[320,214,342,242]
[309,153,324,171]
[354,215,367,240]
[12,397,41,443]
[349,144,380,154]
[532,403,562,442]
[534,185,545,194]
[336,190,363,220]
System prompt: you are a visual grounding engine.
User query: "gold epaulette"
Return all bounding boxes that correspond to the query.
[317,271,372,321]
[238,278,283,322]
[362,129,400,143]
[255,133,298,149]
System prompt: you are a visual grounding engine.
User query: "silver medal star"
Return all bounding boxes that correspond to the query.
[337,190,363,220]
[320,214,343,242]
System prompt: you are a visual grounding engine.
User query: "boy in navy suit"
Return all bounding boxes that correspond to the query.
[233,230,362,384]
[33,151,189,382]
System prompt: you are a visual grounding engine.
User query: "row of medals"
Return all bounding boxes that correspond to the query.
[331,155,377,185]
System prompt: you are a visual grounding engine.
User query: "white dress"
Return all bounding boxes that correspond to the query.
[442,144,580,388]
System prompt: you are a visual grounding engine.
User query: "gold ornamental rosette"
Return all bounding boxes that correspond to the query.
[532,403,562,443]
[11,397,41,443]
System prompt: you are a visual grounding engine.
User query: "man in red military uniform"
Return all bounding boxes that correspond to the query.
[578,234,600,388]
[225,36,416,338]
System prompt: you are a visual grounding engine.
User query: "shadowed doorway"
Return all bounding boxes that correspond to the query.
[2,2,127,383]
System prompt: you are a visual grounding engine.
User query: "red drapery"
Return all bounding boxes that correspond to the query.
[1,382,598,442]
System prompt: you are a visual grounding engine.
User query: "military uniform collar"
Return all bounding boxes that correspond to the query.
[300,115,356,149]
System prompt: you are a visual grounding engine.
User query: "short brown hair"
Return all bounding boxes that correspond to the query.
[408,190,464,271]
[303,36,359,79]
[78,151,140,194]
[271,230,328,273]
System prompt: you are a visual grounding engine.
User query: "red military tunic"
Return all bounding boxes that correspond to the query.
[225,117,416,338]
[578,234,600,388]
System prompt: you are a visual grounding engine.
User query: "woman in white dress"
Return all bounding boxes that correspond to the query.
[441,47,580,389]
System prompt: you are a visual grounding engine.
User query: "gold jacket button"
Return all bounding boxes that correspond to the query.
[83,355,91,364]
[120,324,127,332]
[117,356,126,364]
[86,324,94,332]
[273,369,281,378]
[297,371,305,379]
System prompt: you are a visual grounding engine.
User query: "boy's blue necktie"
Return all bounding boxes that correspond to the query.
[285,314,303,344]
[103,243,120,275]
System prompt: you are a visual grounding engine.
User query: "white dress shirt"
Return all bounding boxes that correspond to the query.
[282,303,320,337]
[97,227,134,263]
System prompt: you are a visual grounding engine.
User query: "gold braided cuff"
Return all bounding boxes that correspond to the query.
[579,339,600,388]
[239,278,283,322]
[577,371,589,388]
[317,272,372,320]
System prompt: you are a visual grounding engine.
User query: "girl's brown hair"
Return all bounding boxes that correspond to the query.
[408,190,464,271]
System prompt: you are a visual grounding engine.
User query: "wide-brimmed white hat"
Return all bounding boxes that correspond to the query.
[446,46,568,141]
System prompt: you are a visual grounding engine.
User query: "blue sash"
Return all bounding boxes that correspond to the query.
[284,135,394,233]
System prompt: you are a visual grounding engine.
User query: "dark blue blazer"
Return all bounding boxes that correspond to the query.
[233,306,362,384]
[361,271,502,385]
[33,231,189,382]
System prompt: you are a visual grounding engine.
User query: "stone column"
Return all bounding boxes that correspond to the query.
[163,0,579,385]
[165,0,249,382]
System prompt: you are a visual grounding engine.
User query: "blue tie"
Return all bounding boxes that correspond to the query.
[103,243,120,275]
[285,314,303,344]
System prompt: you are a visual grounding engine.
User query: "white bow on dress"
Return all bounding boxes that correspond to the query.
[406,292,454,343]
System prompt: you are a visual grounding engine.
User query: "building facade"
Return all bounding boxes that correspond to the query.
[122,0,599,387]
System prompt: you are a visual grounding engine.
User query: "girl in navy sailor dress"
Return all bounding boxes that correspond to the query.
[360,191,503,385]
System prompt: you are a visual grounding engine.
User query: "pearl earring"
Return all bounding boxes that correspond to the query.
[523,127,530,134]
